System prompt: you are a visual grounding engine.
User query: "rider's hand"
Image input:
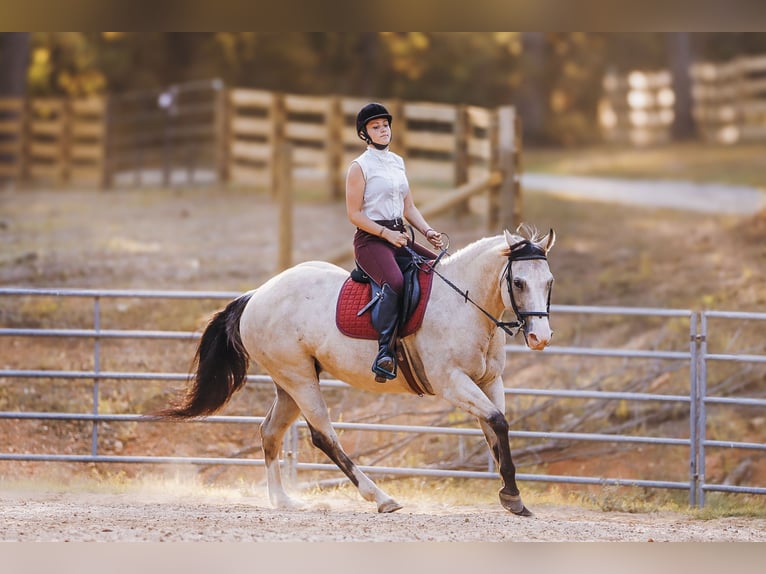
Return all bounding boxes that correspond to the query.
[425,228,444,249]
[381,228,409,248]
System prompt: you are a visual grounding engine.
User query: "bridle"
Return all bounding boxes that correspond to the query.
[502,239,552,340]
[406,235,552,340]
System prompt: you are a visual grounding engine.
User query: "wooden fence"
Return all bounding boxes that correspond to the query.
[600,53,766,145]
[0,96,110,187]
[599,70,675,146]
[690,54,766,144]
[0,98,26,182]
[0,88,509,200]
[224,90,499,200]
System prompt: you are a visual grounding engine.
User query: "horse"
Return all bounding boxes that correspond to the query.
[158,225,555,516]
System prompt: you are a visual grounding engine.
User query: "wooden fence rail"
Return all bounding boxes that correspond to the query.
[599,52,766,145]
[0,88,512,204]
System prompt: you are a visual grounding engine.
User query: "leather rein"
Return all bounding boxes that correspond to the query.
[406,237,551,339]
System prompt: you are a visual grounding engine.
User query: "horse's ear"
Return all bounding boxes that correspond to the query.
[538,228,556,253]
[503,229,516,248]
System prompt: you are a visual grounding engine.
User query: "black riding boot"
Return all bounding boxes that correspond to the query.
[371,284,401,381]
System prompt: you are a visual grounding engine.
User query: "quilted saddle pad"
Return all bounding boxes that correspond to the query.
[335,269,435,340]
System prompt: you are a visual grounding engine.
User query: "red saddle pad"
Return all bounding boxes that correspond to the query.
[335,270,435,340]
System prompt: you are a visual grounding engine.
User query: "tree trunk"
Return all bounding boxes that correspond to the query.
[358,33,378,97]
[517,32,547,145]
[0,33,31,96]
[667,32,696,141]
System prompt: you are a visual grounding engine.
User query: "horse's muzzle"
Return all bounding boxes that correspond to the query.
[525,324,552,351]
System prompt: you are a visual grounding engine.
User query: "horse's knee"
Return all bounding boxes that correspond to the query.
[308,425,330,451]
[259,422,281,461]
[307,424,359,487]
[487,411,509,436]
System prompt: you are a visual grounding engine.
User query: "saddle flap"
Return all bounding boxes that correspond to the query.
[335,268,434,340]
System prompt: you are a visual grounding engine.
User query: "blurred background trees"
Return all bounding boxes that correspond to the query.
[2,32,766,146]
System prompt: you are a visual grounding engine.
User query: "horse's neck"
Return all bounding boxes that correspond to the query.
[440,238,506,315]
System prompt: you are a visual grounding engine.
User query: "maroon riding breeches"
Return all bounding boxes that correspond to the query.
[353,218,437,295]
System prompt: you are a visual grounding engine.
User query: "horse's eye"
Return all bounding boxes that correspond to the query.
[512,278,524,290]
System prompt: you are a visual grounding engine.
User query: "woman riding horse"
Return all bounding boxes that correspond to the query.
[345,102,445,381]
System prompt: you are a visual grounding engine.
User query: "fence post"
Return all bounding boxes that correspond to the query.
[92,296,101,457]
[389,99,407,161]
[512,111,523,228]
[326,96,344,201]
[101,95,114,189]
[688,312,699,507]
[213,84,230,185]
[277,142,293,271]
[697,312,709,508]
[453,103,470,217]
[488,108,500,232]
[59,98,71,185]
[270,93,287,198]
[495,106,522,232]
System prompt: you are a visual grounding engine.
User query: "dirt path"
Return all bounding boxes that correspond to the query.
[523,172,765,214]
[3,488,765,542]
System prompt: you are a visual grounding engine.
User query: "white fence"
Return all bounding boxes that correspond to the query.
[0,287,764,507]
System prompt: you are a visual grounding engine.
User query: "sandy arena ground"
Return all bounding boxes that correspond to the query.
[3,486,766,542]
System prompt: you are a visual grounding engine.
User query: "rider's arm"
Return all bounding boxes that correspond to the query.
[403,190,444,249]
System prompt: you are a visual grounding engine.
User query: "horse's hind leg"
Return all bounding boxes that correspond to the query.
[286,380,402,513]
[260,386,302,509]
[304,419,403,513]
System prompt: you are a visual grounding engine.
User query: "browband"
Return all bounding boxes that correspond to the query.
[508,239,548,261]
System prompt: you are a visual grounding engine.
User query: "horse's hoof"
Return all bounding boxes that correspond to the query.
[377,499,403,513]
[499,491,533,517]
[513,505,533,517]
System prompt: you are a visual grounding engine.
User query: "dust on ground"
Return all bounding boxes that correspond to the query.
[3,486,765,542]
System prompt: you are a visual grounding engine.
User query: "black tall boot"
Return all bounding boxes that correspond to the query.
[370,283,401,381]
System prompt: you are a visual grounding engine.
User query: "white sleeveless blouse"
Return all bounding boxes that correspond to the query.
[352,147,409,220]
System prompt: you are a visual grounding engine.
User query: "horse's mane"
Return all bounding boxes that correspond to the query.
[443,223,544,265]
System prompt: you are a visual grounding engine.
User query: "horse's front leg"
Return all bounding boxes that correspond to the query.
[443,373,531,517]
[477,376,531,515]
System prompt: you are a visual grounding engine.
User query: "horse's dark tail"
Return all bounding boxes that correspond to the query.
[156,292,254,419]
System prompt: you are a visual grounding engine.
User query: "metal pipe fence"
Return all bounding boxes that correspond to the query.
[0,287,764,507]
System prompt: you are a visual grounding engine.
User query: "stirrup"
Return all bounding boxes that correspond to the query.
[372,355,397,382]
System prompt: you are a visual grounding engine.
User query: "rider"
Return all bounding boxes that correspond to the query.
[345,102,445,381]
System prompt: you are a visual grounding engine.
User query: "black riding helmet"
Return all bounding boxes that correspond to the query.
[356,103,392,149]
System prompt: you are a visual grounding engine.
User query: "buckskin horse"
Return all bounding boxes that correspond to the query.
[158,225,555,516]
